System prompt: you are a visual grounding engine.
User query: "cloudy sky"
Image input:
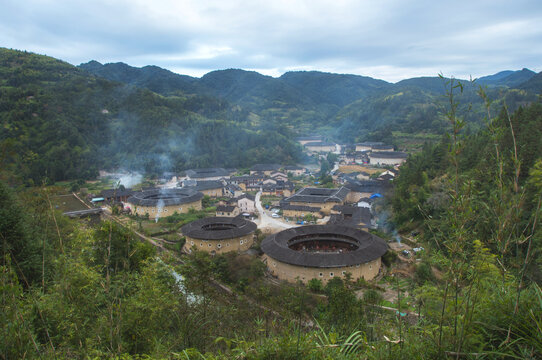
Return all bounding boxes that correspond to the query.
[1,0,541,82]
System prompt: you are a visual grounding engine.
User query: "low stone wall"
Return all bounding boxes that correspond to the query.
[184,233,254,254]
[262,254,381,284]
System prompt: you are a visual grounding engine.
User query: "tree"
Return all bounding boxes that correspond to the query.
[0,181,41,285]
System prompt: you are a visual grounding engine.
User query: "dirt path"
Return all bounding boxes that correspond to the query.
[255,190,297,231]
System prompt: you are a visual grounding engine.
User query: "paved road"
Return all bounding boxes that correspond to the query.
[255,190,297,230]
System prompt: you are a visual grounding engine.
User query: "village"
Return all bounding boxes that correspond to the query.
[64,136,415,287]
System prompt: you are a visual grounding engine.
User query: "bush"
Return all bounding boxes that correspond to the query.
[307,278,323,292]
[381,250,397,267]
[414,262,435,284]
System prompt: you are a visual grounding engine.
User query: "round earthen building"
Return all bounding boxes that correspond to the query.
[261,225,387,283]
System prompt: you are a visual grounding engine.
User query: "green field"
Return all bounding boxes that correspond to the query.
[51,194,88,212]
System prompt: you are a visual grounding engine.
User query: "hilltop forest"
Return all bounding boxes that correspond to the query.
[1,48,542,359]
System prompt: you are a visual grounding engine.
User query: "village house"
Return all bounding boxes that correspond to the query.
[283,165,305,177]
[283,187,350,215]
[377,173,395,181]
[229,175,261,190]
[369,151,408,166]
[215,205,240,217]
[237,194,256,213]
[355,142,384,152]
[100,188,135,203]
[371,144,394,152]
[270,171,289,182]
[261,181,295,197]
[224,183,243,198]
[304,141,336,153]
[343,179,391,203]
[262,178,277,185]
[281,204,323,219]
[250,164,281,176]
[185,168,230,181]
[191,180,225,197]
[296,136,323,146]
[329,205,373,231]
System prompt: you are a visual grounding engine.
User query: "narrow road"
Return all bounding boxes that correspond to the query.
[255,190,297,230]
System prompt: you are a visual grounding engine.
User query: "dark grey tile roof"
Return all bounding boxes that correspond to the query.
[193,180,224,191]
[230,175,259,182]
[261,225,387,268]
[369,151,408,159]
[216,205,236,212]
[344,179,391,193]
[250,164,282,172]
[329,205,372,228]
[371,144,394,151]
[100,188,134,198]
[185,168,229,178]
[181,216,257,240]
[378,174,395,181]
[281,204,321,212]
[127,188,203,206]
[237,194,255,201]
[285,187,350,204]
[284,165,304,170]
[355,142,384,146]
[304,141,336,147]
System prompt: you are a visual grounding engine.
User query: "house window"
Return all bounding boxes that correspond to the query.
[342,271,346,275]
[190,241,194,245]
[227,243,230,247]
[369,265,372,270]
[217,244,222,249]
[200,243,203,247]
[330,272,334,277]
[208,243,212,247]
[240,240,244,245]
[273,262,276,267]
[319,273,323,277]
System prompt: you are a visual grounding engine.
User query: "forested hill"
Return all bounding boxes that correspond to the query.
[0,48,302,184]
[80,60,541,142]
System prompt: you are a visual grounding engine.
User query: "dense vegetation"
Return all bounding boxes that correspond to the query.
[80,59,540,143]
[0,49,303,184]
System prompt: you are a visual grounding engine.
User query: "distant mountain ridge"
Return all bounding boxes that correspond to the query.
[478,68,536,87]
[78,60,541,142]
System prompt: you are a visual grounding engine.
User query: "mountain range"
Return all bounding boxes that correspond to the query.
[1,47,540,183]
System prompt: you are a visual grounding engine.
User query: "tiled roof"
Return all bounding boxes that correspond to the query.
[185,168,229,178]
[281,204,321,212]
[261,225,387,268]
[100,188,134,198]
[193,180,224,191]
[369,151,408,159]
[284,187,350,204]
[250,164,281,171]
[127,188,203,206]
[181,216,257,240]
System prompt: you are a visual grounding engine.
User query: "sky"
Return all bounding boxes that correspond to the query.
[1,0,541,82]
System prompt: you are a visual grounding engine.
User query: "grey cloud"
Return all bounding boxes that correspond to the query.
[1,0,541,81]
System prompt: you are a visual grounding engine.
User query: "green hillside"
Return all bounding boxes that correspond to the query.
[79,61,541,144]
[0,48,302,184]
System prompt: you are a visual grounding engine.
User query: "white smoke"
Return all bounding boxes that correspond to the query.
[118,172,143,188]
